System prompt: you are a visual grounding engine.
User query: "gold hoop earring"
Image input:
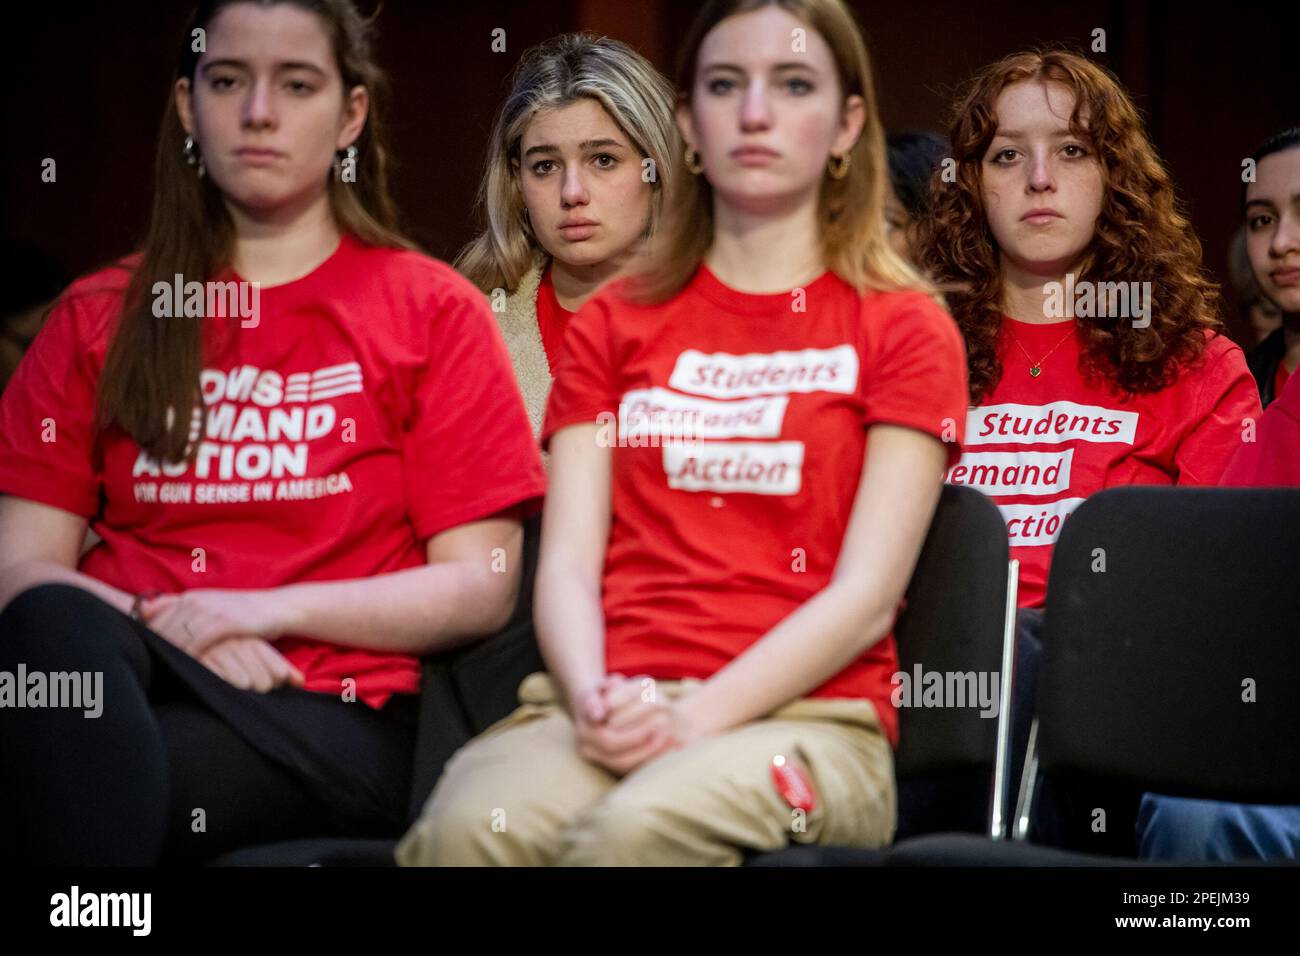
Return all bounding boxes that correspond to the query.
[827,152,850,180]
[684,146,704,175]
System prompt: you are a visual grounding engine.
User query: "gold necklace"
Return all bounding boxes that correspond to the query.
[1005,324,1076,378]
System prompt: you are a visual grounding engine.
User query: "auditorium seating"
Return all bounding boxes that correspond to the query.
[878,487,1300,865]
[216,487,1300,866]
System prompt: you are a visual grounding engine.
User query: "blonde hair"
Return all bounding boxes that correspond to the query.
[631,0,936,304]
[456,33,678,293]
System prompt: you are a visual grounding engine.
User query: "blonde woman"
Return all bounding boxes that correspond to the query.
[398,0,968,866]
[457,33,677,439]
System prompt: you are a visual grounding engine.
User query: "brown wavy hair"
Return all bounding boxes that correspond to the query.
[918,49,1220,403]
[96,0,414,464]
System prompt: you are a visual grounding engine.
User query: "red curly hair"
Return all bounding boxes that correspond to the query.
[918,49,1221,404]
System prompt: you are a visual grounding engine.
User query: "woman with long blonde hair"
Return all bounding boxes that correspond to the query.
[457,33,677,439]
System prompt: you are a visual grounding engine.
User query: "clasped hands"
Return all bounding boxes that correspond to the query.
[136,589,304,693]
[572,673,703,776]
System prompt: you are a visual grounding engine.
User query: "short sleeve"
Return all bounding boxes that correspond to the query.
[540,291,619,450]
[1174,337,1264,485]
[861,292,969,467]
[402,274,546,540]
[1220,369,1300,487]
[0,294,103,517]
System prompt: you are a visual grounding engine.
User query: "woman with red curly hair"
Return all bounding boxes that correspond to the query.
[920,50,1261,850]
[922,50,1260,611]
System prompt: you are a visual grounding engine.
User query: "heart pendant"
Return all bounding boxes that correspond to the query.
[1029,366,1042,378]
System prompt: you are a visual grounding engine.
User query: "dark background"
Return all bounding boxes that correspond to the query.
[4,0,1295,343]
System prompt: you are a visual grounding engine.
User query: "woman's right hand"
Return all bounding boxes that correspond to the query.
[574,672,625,725]
[198,636,306,693]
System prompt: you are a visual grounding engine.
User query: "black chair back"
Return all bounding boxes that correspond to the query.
[1038,487,1300,803]
[894,484,1011,779]
[747,485,1015,863]
[406,513,545,824]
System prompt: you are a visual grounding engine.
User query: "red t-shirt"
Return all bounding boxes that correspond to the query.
[541,264,969,745]
[945,317,1261,608]
[0,233,546,706]
[1221,364,1300,487]
[1275,360,1292,400]
[536,265,574,373]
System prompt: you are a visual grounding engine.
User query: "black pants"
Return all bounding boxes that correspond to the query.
[0,583,417,865]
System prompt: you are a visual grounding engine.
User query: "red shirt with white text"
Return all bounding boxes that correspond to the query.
[543,265,969,745]
[946,317,1259,608]
[0,234,546,705]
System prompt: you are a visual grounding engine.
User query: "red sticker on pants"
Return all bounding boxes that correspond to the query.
[771,754,816,813]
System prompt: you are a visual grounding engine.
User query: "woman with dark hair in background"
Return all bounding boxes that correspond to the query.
[0,0,544,865]
[1243,128,1300,408]
[884,130,948,262]
[1136,128,1300,862]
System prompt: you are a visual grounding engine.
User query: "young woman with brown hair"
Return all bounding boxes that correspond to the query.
[0,0,544,865]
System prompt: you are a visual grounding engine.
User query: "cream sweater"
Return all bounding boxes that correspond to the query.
[495,256,552,443]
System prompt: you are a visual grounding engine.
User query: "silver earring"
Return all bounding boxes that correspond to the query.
[334,144,358,179]
[183,136,205,179]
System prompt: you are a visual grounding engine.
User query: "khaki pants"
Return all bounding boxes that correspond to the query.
[396,673,895,866]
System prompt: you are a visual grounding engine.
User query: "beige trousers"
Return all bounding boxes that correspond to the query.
[396,673,895,866]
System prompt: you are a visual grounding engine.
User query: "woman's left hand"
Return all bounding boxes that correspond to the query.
[583,678,704,775]
[138,588,290,658]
